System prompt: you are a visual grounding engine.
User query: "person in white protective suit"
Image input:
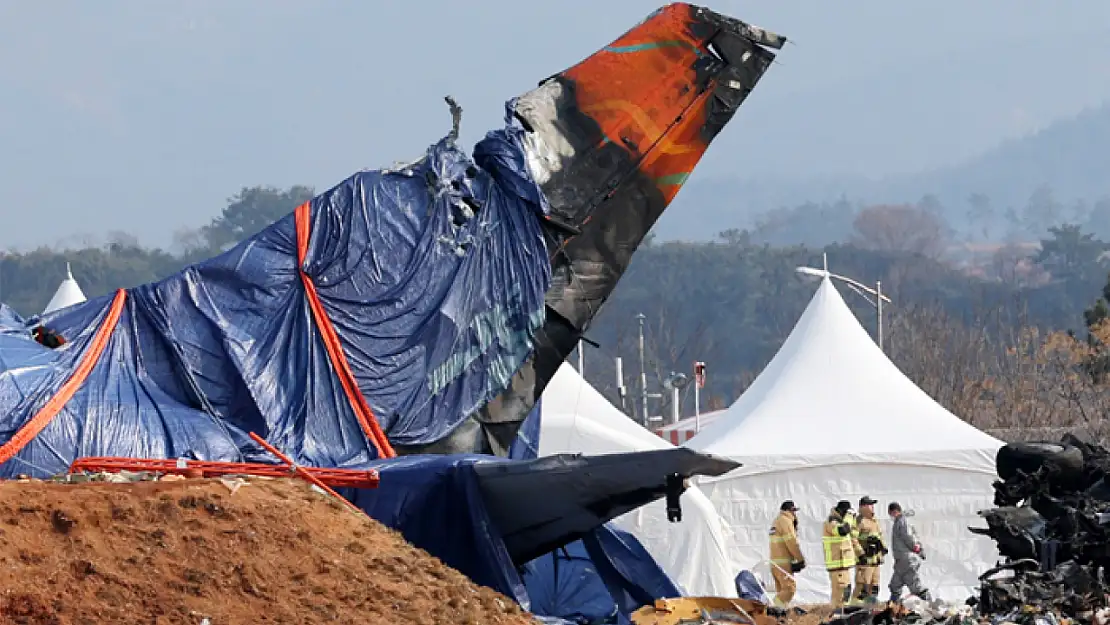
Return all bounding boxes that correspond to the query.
[887,501,930,603]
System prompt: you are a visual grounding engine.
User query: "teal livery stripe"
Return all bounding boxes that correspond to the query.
[603,40,705,56]
[656,172,691,186]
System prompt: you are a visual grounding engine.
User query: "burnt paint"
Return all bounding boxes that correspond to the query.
[396,4,784,456]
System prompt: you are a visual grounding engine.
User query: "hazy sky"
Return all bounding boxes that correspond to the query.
[3,1,1110,249]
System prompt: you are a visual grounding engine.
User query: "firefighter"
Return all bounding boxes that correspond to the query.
[853,496,887,605]
[822,500,862,609]
[842,502,861,602]
[768,500,805,606]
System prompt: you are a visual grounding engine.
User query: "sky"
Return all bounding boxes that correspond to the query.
[2,1,1110,249]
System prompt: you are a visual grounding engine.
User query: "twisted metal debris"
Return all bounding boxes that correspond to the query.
[971,435,1110,623]
[820,435,1110,625]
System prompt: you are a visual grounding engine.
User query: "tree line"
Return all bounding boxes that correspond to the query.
[0,186,313,316]
[6,185,1110,440]
[739,187,1110,254]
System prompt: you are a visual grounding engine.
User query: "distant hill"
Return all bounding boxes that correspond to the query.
[888,103,1110,211]
[656,102,1110,242]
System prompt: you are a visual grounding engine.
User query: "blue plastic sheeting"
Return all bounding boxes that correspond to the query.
[343,454,528,604]
[344,453,681,623]
[0,112,551,478]
[507,398,542,460]
[523,524,682,625]
[588,525,682,620]
[0,304,23,332]
[734,570,766,601]
[524,542,620,624]
[504,422,682,623]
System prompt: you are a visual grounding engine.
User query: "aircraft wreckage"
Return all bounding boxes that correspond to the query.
[0,3,784,473]
[971,436,1110,622]
[821,437,1110,625]
[0,3,785,606]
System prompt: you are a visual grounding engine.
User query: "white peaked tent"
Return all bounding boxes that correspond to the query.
[539,363,737,597]
[43,263,87,315]
[686,277,1003,603]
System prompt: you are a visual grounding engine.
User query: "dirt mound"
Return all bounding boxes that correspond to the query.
[0,477,532,625]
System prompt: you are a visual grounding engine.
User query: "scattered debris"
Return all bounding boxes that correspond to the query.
[971,436,1110,623]
[631,597,779,625]
[802,436,1110,625]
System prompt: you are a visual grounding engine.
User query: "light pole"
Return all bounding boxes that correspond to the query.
[693,361,706,431]
[637,313,649,425]
[615,356,628,413]
[663,372,689,425]
[795,254,893,350]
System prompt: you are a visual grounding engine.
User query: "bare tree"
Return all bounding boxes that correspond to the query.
[987,242,1044,287]
[884,298,1110,443]
[172,227,209,257]
[852,204,950,259]
[967,193,995,241]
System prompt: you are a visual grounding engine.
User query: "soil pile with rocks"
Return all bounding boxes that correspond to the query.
[0,476,532,625]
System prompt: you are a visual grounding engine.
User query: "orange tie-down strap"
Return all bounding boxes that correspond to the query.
[294,202,396,458]
[0,288,128,467]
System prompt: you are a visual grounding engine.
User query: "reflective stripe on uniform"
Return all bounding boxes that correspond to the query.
[823,532,856,570]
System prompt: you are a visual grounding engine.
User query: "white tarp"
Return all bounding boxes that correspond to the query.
[43,263,87,315]
[687,277,1003,603]
[538,363,737,597]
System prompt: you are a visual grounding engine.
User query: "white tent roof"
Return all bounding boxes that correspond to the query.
[539,364,671,456]
[538,363,738,597]
[687,277,1001,456]
[684,277,1003,603]
[42,263,87,315]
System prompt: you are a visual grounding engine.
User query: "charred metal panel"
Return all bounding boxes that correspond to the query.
[399,4,784,456]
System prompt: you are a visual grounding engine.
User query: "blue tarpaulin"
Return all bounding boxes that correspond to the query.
[0,113,550,477]
[734,570,766,601]
[0,0,780,476]
[504,399,683,623]
[586,525,682,615]
[345,454,528,604]
[524,542,621,624]
[507,398,542,460]
[0,304,23,332]
[523,525,682,624]
[0,7,772,618]
[342,452,681,623]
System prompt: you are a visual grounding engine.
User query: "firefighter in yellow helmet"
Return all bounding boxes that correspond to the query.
[768,500,806,606]
[823,500,863,609]
[853,496,888,605]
